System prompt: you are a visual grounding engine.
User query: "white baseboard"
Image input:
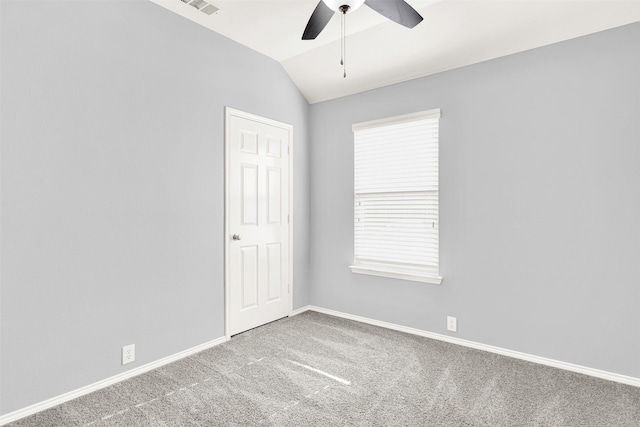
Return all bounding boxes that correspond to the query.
[294,305,640,388]
[291,305,312,317]
[0,336,228,426]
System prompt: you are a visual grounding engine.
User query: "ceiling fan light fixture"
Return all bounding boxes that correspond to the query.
[321,0,365,13]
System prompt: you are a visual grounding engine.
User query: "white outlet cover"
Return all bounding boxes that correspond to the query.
[447,316,457,332]
[122,344,135,365]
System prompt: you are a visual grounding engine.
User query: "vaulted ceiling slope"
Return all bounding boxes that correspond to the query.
[150,0,640,104]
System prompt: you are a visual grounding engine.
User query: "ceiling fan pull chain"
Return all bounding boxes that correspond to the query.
[340,11,344,67]
[343,11,347,78]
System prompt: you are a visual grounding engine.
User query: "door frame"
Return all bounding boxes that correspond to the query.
[224,107,294,340]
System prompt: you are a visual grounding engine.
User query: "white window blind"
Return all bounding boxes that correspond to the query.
[350,109,441,284]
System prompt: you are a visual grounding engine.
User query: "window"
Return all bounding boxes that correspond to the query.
[349,109,442,284]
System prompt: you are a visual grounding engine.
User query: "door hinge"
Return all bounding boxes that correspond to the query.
[287,214,290,224]
[287,145,290,155]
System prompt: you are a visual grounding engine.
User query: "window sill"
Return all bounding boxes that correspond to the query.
[349,265,443,285]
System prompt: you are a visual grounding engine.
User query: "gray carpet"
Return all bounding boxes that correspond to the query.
[8,311,640,426]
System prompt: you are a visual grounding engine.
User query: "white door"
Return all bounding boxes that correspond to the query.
[226,108,292,336]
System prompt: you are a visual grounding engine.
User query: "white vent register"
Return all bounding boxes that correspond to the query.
[180,0,218,15]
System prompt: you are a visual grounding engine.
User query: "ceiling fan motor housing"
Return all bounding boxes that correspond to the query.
[322,0,365,13]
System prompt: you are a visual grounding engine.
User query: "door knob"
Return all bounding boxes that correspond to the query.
[232,234,242,241]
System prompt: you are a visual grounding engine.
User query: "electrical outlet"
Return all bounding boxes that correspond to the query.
[122,344,135,365]
[447,316,457,332]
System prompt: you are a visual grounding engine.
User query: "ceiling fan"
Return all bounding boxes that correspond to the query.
[302,0,423,40]
[302,0,423,77]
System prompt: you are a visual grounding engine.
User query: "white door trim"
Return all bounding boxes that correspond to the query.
[224,107,293,340]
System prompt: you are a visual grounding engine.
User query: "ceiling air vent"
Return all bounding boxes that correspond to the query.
[180,0,219,16]
[200,4,219,15]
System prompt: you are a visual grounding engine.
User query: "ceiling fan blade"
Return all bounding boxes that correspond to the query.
[302,1,335,40]
[364,0,423,28]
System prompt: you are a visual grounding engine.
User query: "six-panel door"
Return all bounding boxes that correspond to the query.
[228,113,290,336]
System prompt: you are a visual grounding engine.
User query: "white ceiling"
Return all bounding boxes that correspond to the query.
[150,0,640,104]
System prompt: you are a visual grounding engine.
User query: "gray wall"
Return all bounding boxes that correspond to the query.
[0,0,310,414]
[309,23,640,379]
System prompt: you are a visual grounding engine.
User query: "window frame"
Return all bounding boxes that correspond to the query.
[349,109,442,285]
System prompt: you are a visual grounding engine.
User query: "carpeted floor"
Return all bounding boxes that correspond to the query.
[9,311,640,426]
